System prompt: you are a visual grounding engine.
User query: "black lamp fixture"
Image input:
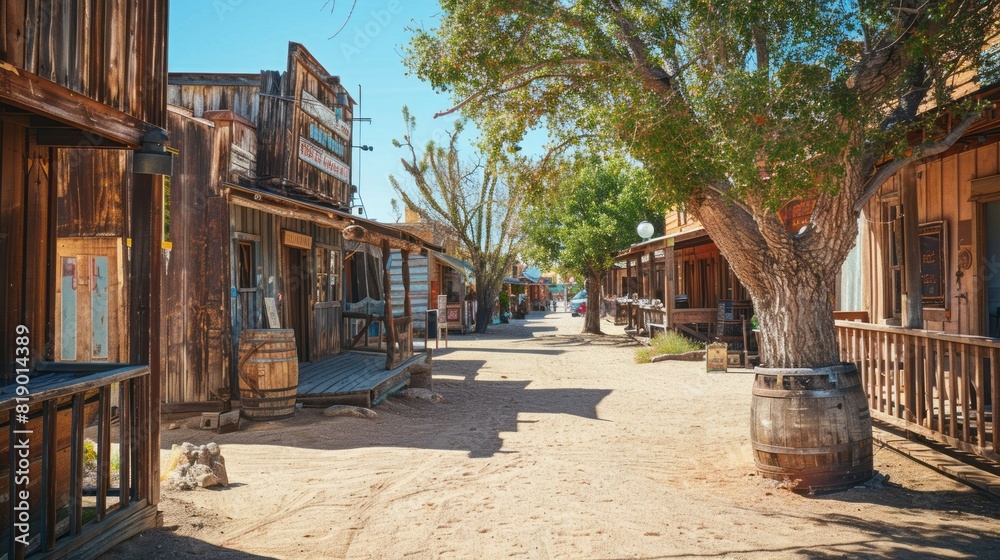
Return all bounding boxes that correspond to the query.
[353,144,373,151]
[133,128,172,176]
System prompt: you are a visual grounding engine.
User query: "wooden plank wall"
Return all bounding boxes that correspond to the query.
[160,109,232,405]
[390,251,429,330]
[0,0,169,124]
[166,81,260,123]
[55,149,128,237]
[862,135,1000,336]
[230,205,343,372]
[0,120,53,383]
[256,70,293,184]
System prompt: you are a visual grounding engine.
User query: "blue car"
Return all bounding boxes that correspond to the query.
[569,290,587,316]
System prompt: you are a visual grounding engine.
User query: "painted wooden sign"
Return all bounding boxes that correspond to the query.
[264,297,281,329]
[298,137,350,182]
[301,90,352,140]
[706,342,728,372]
[282,230,313,250]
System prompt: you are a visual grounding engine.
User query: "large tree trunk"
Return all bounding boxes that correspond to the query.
[694,189,858,368]
[583,271,603,334]
[474,289,496,334]
[750,272,840,368]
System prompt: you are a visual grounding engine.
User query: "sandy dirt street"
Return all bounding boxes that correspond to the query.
[106,312,1000,559]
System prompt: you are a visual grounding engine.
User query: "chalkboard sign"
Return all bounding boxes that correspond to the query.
[918,222,946,307]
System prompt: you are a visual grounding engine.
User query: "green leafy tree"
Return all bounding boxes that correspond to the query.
[406,0,1000,369]
[389,107,523,334]
[524,160,663,334]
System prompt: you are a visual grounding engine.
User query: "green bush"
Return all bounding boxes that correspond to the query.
[635,331,703,363]
[498,291,510,313]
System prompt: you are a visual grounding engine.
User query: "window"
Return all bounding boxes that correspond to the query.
[315,246,341,303]
[882,204,902,318]
[235,239,260,329]
[238,241,256,289]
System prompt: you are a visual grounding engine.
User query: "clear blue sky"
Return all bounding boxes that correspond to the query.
[168,0,510,222]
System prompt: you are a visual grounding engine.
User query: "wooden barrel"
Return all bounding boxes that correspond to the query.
[750,363,873,491]
[238,329,299,421]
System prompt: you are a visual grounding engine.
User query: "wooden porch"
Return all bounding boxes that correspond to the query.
[296,351,428,408]
[837,321,999,464]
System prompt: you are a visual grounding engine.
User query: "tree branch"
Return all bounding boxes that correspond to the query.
[852,109,983,213]
[433,58,612,118]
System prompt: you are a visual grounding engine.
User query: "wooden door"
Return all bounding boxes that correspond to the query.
[55,238,124,362]
[283,246,311,362]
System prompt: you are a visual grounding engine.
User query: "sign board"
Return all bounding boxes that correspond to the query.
[282,230,312,250]
[264,297,280,329]
[706,342,728,372]
[919,221,946,307]
[300,90,352,141]
[298,138,351,182]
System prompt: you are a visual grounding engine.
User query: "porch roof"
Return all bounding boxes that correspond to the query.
[227,182,443,253]
[616,227,709,259]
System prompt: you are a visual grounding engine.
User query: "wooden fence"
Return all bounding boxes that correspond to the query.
[836,321,998,463]
[1,364,154,559]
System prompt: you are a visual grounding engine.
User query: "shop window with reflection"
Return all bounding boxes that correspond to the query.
[315,246,342,303]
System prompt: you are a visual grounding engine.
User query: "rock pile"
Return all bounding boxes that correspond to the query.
[164,442,229,490]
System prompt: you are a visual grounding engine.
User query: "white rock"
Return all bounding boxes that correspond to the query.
[322,405,378,419]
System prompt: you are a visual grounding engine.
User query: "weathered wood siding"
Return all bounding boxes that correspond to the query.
[0,122,52,382]
[230,205,343,369]
[55,149,128,237]
[160,108,232,405]
[255,44,354,206]
[859,100,1000,335]
[167,74,261,123]
[390,251,430,331]
[1,0,168,124]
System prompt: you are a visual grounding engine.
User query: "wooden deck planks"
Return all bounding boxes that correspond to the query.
[296,351,423,400]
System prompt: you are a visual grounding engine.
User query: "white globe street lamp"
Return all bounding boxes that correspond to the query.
[636,220,654,241]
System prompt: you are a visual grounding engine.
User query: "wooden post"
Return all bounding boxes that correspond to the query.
[626,257,634,329]
[902,166,923,329]
[665,244,675,329]
[401,249,412,318]
[383,240,397,369]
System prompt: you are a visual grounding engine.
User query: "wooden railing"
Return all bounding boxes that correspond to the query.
[673,308,717,342]
[342,311,386,352]
[0,364,154,559]
[836,321,999,463]
[639,306,667,337]
[387,317,413,370]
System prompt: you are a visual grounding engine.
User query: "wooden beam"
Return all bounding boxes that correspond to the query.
[902,165,923,329]
[0,62,150,148]
[343,224,428,254]
[34,128,128,148]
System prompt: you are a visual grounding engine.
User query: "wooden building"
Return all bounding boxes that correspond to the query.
[162,43,434,412]
[605,213,751,345]
[389,211,475,334]
[1,1,169,557]
[839,83,1000,464]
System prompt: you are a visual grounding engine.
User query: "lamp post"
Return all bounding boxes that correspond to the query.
[637,220,654,241]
